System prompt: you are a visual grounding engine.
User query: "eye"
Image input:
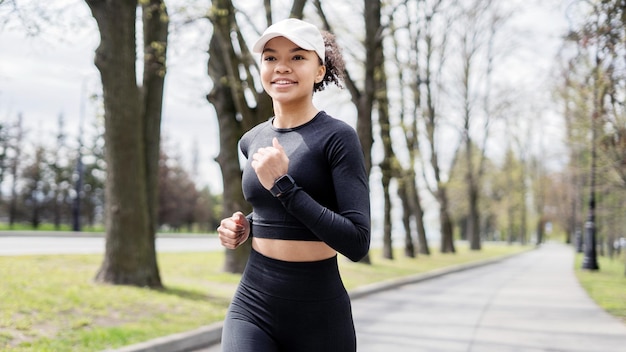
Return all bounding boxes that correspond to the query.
[292,55,305,61]
[263,55,277,62]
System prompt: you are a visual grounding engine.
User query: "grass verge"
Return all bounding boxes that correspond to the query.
[575,252,626,323]
[0,243,530,351]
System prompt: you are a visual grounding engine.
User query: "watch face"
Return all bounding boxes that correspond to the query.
[276,175,293,192]
[272,174,295,196]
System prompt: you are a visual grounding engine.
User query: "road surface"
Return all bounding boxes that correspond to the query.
[0,232,222,255]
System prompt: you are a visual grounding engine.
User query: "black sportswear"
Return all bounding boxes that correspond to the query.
[239,111,370,262]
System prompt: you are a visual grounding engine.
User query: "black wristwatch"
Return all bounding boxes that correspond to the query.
[270,174,295,197]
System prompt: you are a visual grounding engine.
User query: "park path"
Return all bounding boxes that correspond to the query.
[194,243,626,352]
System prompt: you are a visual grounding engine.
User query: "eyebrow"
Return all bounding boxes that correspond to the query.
[262,46,308,54]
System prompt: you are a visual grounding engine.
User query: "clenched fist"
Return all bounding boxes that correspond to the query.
[217,212,250,249]
[251,137,289,190]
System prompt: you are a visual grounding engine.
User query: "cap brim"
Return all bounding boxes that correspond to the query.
[253,33,316,54]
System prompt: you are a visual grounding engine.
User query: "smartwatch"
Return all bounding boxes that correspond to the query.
[270,174,295,197]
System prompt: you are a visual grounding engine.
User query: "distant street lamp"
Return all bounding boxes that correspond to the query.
[582,73,600,271]
[581,191,599,270]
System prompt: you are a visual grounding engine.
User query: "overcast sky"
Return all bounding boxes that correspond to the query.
[0,0,570,196]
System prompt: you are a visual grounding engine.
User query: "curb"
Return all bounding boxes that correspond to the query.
[106,251,527,352]
[103,322,223,352]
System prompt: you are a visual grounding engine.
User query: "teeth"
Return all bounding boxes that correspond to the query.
[274,80,293,84]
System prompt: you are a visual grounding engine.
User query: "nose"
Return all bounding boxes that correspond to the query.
[274,59,291,73]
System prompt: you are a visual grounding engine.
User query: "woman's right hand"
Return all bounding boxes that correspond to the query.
[217,212,250,249]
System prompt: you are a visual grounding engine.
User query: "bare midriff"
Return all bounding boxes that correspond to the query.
[252,237,337,262]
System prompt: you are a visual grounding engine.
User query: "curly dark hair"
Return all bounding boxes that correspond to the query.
[314,31,346,92]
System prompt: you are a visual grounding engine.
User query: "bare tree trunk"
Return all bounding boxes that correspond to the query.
[209,63,251,272]
[360,0,384,263]
[207,0,272,273]
[88,0,166,288]
[208,31,252,273]
[319,0,379,264]
[389,1,431,256]
[387,4,429,258]
[426,84,456,254]
[467,182,481,250]
[438,186,456,253]
[458,0,504,251]
[409,176,429,255]
[142,0,169,263]
[377,46,394,260]
[397,178,415,258]
[381,167,393,259]
[463,103,480,250]
[340,0,377,175]
[8,115,23,228]
[417,1,456,254]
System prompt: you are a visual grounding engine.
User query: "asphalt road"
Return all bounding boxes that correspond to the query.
[0,232,222,255]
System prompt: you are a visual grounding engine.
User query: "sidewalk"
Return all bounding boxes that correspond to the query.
[110,243,626,352]
[353,242,626,351]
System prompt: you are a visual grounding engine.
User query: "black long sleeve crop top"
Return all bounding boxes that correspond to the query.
[240,111,371,262]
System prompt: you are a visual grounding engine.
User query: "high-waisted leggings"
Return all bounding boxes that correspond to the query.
[221,248,356,352]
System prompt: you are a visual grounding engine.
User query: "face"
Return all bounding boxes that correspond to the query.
[260,36,326,105]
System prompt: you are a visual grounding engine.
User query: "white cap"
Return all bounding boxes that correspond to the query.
[253,18,325,63]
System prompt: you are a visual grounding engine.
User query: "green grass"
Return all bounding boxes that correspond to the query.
[0,243,530,351]
[575,252,626,323]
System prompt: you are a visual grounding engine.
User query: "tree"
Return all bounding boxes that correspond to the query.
[194,186,221,232]
[389,0,430,256]
[86,0,169,288]
[21,144,48,228]
[317,0,383,264]
[502,146,526,243]
[7,114,24,228]
[556,56,588,246]
[158,147,200,232]
[360,0,396,260]
[419,0,456,253]
[51,114,73,230]
[450,0,499,250]
[0,123,11,205]
[206,0,273,273]
[342,0,377,177]
[79,117,106,229]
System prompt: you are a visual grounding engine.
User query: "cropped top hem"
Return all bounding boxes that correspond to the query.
[251,221,323,242]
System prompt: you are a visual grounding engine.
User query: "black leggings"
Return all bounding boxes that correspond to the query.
[221,248,356,352]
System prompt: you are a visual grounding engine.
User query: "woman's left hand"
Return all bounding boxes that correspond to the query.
[251,137,289,190]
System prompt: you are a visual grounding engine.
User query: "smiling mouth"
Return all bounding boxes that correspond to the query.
[272,79,297,86]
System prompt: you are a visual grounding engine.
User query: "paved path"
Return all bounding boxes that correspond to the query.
[190,243,626,352]
[0,233,222,255]
[353,242,626,352]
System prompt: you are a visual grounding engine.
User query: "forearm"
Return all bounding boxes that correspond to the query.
[278,186,370,262]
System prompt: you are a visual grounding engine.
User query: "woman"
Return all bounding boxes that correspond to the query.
[217,18,370,352]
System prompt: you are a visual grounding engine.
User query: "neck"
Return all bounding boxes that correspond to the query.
[272,102,319,128]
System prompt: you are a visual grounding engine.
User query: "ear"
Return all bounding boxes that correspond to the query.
[315,65,326,83]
